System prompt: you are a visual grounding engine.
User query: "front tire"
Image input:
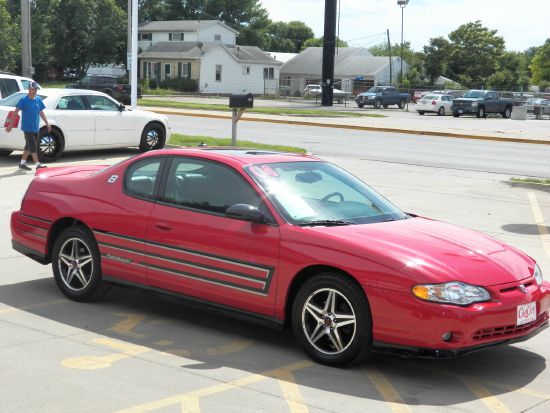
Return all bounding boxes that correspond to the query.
[476,106,485,118]
[374,99,382,109]
[139,122,166,152]
[357,103,365,108]
[292,273,372,366]
[38,127,65,162]
[52,226,109,302]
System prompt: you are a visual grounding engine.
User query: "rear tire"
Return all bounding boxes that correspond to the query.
[292,272,372,366]
[374,99,382,109]
[52,226,110,302]
[139,122,166,152]
[38,127,65,163]
[357,103,364,108]
[502,106,511,118]
[438,107,445,116]
[418,111,425,115]
[0,149,13,157]
[453,112,460,117]
[398,99,406,109]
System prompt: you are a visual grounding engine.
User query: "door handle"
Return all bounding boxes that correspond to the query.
[154,222,172,231]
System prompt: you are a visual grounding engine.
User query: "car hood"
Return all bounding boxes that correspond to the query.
[454,98,481,102]
[304,217,533,286]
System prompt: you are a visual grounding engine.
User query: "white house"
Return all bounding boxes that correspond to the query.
[138,20,281,95]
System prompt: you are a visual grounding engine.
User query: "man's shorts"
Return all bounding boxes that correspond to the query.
[23,132,39,153]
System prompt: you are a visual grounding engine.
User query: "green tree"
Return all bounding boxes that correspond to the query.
[302,36,348,49]
[487,51,529,90]
[530,39,550,87]
[0,0,20,72]
[266,21,314,52]
[447,21,505,88]
[423,37,451,84]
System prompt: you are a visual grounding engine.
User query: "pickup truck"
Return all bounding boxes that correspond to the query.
[451,90,513,118]
[355,86,410,109]
[67,75,141,105]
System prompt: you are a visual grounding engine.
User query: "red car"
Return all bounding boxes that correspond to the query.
[11,148,549,366]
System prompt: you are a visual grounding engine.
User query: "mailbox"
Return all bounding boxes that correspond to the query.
[229,93,254,108]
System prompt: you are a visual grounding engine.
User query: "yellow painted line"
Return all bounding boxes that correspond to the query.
[206,339,253,356]
[108,313,147,338]
[528,192,550,258]
[181,396,201,413]
[61,338,150,370]
[459,376,511,413]
[365,368,412,413]
[114,359,313,413]
[153,339,174,346]
[275,369,309,413]
[0,299,67,315]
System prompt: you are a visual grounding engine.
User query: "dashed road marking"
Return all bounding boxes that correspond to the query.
[528,192,550,258]
[365,368,412,413]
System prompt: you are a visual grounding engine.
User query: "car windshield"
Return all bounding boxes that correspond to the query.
[463,90,486,99]
[366,87,381,93]
[0,92,47,107]
[245,161,408,225]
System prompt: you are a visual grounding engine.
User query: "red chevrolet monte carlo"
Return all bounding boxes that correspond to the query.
[11,148,550,366]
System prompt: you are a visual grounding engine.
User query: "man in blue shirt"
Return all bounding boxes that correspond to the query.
[4,81,51,170]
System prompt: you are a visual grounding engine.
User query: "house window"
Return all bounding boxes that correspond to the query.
[215,65,222,81]
[214,34,221,41]
[164,64,171,79]
[169,32,184,41]
[139,33,152,41]
[242,66,250,75]
[178,62,190,79]
[263,67,274,79]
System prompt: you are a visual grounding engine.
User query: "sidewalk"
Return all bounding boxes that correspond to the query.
[143,97,550,145]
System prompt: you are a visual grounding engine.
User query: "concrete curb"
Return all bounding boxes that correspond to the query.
[149,108,550,146]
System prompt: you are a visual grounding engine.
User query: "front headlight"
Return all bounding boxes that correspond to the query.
[534,263,543,286]
[412,281,491,305]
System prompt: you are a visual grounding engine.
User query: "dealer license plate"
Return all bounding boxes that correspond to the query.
[458,109,464,114]
[517,302,537,326]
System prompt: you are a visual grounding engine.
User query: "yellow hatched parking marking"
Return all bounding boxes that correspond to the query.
[365,368,412,413]
[528,192,550,258]
[114,360,313,413]
[108,313,147,338]
[459,376,511,413]
[274,369,309,413]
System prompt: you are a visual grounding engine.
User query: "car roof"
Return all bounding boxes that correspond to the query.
[36,88,111,97]
[139,147,320,167]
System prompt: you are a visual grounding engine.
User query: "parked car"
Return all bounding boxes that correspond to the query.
[524,98,550,119]
[452,90,513,118]
[67,74,141,105]
[356,86,409,109]
[416,94,454,116]
[0,88,169,162]
[11,148,549,366]
[303,84,350,103]
[0,72,41,100]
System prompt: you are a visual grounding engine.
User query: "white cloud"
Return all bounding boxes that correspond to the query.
[259,0,549,51]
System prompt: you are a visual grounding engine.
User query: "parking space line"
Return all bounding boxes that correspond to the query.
[528,192,550,258]
[206,339,253,356]
[275,369,309,413]
[108,313,147,338]
[114,360,313,413]
[365,368,412,413]
[0,299,67,315]
[459,376,511,413]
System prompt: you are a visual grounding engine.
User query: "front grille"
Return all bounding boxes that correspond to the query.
[472,313,548,340]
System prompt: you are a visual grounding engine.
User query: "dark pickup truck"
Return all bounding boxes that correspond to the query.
[356,86,410,109]
[452,90,513,118]
[67,75,141,105]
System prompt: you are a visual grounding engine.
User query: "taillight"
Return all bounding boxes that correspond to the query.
[115,84,124,91]
[4,111,20,128]
[431,100,436,105]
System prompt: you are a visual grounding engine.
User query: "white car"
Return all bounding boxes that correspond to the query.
[303,84,350,103]
[416,94,454,116]
[0,88,170,162]
[0,72,41,99]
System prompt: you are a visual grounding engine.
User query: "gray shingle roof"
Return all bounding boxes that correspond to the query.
[280,47,396,77]
[138,20,239,35]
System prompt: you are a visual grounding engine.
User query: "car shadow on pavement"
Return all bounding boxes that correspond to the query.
[1,277,547,409]
[502,223,548,235]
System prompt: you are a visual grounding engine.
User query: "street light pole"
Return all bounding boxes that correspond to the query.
[397,0,409,87]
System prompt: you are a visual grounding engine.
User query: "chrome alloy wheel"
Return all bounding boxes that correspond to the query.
[301,288,357,355]
[57,237,94,292]
[145,128,160,149]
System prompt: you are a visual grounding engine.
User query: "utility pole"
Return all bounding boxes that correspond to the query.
[21,0,32,78]
[387,29,392,85]
[321,0,337,106]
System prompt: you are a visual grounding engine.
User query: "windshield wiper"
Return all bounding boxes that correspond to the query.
[297,219,353,227]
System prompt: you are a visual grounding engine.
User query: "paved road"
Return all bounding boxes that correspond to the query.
[1,146,550,413]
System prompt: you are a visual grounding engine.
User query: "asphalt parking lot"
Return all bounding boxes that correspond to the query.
[1,140,549,412]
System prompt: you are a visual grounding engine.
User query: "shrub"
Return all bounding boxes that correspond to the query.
[159,78,198,92]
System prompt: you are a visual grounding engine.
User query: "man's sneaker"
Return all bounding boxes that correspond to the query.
[18,163,31,171]
[36,163,47,169]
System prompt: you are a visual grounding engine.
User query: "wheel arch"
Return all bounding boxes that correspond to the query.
[283,264,366,327]
[46,218,90,263]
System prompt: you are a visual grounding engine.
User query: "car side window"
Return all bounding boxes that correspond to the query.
[56,95,86,110]
[86,95,120,111]
[124,158,163,200]
[161,157,262,215]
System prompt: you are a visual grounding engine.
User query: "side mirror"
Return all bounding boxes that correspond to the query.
[118,104,126,111]
[225,204,263,222]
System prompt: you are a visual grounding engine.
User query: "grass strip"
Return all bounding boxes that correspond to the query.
[511,177,550,185]
[169,134,307,154]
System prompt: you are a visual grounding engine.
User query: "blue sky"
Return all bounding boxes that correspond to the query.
[259,0,548,52]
